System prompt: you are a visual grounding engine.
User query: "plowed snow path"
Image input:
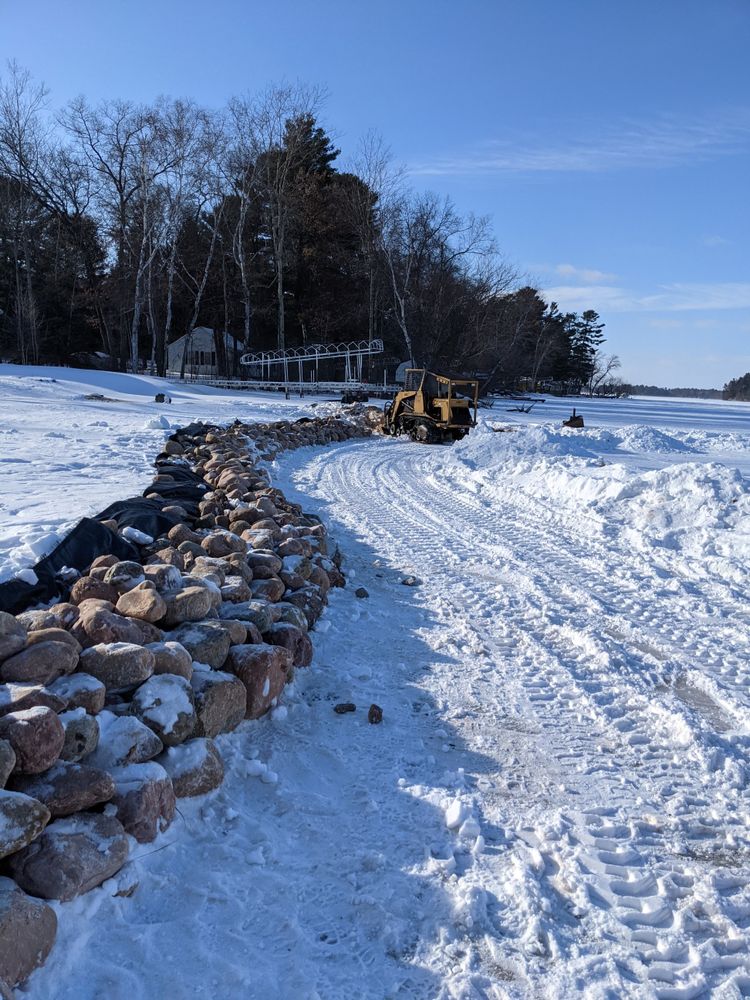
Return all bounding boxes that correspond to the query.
[275,436,750,999]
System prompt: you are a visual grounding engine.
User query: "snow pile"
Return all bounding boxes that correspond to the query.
[438,417,750,581]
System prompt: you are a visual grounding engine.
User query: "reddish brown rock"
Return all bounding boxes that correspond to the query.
[190,669,246,737]
[142,562,183,593]
[147,548,184,569]
[250,577,285,603]
[0,708,65,774]
[74,607,146,648]
[161,587,213,627]
[126,618,164,645]
[7,813,129,901]
[79,643,155,693]
[48,673,106,715]
[103,561,145,592]
[263,622,313,668]
[115,586,167,623]
[58,709,100,762]
[25,627,81,652]
[220,576,252,604]
[189,556,227,585]
[0,882,57,988]
[0,790,50,858]
[16,604,79,633]
[0,684,67,718]
[247,551,283,576]
[157,738,224,797]
[0,641,78,686]
[131,675,196,747]
[145,641,193,679]
[69,576,119,606]
[86,712,163,769]
[90,554,119,570]
[201,530,247,558]
[109,763,176,843]
[10,762,114,817]
[0,614,27,663]
[225,643,291,719]
[169,622,232,670]
[167,523,202,546]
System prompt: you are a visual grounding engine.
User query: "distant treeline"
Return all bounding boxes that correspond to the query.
[624,384,723,399]
[723,373,750,402]
[0,63,612,391]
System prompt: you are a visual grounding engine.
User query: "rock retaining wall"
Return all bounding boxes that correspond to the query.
[0,406,382,995]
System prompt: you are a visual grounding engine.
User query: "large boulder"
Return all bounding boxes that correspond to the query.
[160,587,214,627]
[73,607,146,648]
[274,603,310,633]
[0,641,78,686]
[0,879,57,988]
[247,551,282,576]
[0,683,67,718]
[0,791,50,859]
[9,762,114,817]
[190,669,246,738]
[48,673,106,715]
[219,600,273,634]
[201,530,246,558]
[250,578,285,603]
[220,576,252,604]
[263,622,314,668]
[0,708,65,774]
[157,739,224,797]
[142,563,183,593]
[15,604,78,633]
[168,622,231,670]
[109,763,176,843]
[78,643,155,693]
[69,576,119,606]
[103,561,145,592]
[189,556,227,585]
[225,643,291,719]
[7,813,129,901]
[145,641,193,679]
[115,586,167,624]
[131,674,196,747]
[58,709,100,762]
[25,627,81,652]
[0,614,26,664]
[86,712,163,770]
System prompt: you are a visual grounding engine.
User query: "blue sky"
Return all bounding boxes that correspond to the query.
[2,0,748,387]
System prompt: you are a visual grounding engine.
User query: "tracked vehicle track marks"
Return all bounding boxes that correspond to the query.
[284,437,750,997]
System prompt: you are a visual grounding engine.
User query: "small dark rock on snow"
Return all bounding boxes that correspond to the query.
[401,576,421,587]
[333,703,356,714]
[354,587,369,599]
[368,704,383,724]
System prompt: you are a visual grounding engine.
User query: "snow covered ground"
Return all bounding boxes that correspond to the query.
[0,364,334,584]
[3,365,750,998]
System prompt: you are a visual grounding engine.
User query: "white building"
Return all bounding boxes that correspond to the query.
[167,328,244,377]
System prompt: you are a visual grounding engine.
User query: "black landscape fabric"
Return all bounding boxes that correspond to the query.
[0,445,211,615]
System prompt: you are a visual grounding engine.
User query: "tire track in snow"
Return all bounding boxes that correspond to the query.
[281,437,750,998]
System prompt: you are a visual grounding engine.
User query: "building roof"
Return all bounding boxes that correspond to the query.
[168,328,244,349]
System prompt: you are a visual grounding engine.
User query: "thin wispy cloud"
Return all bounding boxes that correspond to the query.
[702,234,732,247]
[409,110,750,176]
[543,281,750,314]
[555,263,617,283]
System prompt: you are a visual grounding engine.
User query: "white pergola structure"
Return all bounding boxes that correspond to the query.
[240,339,384,388]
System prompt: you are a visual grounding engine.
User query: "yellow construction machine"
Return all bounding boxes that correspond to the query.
[383,369,480,443]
